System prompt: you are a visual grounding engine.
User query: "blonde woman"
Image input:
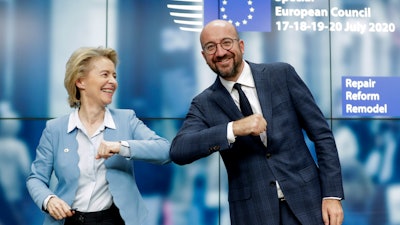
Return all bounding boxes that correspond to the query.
[27,47,170,225]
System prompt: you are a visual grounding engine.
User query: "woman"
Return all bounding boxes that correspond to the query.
[26,47,170,225]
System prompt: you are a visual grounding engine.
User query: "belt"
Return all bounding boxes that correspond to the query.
[279,197,286,202]
[71,204,118,224]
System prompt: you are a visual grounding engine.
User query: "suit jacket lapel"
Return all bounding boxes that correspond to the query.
[250,63,273,137]
[211,77,244,121]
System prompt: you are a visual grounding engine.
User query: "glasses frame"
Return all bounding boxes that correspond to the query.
[202,38,239,55]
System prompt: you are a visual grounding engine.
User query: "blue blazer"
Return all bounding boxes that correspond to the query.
[27,109,170,225]
[170,62,344,225]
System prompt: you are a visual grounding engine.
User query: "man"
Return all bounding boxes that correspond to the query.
[170,19,344,225]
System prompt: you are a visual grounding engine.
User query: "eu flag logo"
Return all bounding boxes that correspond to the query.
[204,0,271,32]
[167,0,271,32]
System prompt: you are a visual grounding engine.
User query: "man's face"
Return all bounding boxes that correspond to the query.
[200,22,244,81]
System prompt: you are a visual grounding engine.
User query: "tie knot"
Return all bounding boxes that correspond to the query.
[233,83,242,90]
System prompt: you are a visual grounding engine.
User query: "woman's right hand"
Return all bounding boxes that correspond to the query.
[47,196,75,220]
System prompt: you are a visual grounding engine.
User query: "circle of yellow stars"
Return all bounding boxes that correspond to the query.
[220,0,255,27]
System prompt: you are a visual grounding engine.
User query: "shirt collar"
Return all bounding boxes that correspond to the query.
[219,61,255,93]
[67,107,116,133]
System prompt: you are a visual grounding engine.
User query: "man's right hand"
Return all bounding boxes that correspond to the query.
[232,114,267,137]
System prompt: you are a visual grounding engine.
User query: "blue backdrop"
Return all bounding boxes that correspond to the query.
[1,0,400,224]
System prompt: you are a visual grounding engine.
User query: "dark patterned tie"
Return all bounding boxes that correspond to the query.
[233,83,253,116]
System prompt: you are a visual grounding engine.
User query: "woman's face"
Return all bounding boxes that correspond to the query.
[76,57,117,107]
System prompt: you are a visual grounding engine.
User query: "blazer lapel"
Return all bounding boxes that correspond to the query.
[250,63,273,138]
[211,78,243,121]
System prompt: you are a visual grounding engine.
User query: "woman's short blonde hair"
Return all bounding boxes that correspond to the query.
[64,46,118,108]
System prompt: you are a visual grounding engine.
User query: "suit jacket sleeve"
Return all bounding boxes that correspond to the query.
[116,109,171,165]
[170,96,231,165]
[284,64,344,198]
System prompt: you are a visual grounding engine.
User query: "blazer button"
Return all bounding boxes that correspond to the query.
[266,153,272,158]
[269,181,276,186]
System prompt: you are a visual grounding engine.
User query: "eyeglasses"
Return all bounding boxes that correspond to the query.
[202,38,239,55]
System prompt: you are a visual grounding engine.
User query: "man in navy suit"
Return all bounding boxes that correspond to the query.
[170,20,344,225]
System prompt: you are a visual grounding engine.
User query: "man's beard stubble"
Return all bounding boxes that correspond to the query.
[214,57,240,79]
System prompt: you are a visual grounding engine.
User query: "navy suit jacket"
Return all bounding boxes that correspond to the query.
[170,62,344,225]
[27,109,170,225]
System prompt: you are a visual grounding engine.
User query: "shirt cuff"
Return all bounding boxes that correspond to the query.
[119,141,131,157]
[43,195,56,211]
[323,197,342,200]
[227,122,236,144]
